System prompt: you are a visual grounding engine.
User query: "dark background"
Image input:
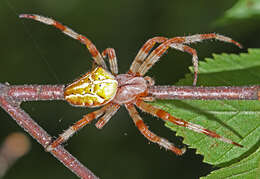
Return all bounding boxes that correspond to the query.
[0,0,259,178]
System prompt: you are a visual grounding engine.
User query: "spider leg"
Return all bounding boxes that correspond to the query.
[137,39,193,77]
[138,41,199,85]
[46,104,110,151]
[170,44,198,86]
[134,99,243,147]
[144,76,155,86]
[102,48,118,75]
[129,37,168,74]
[19,14,107,69]
[125,103,186,155]
[137,34,241,83]
[95,104,120,129]
[180,33,242,48]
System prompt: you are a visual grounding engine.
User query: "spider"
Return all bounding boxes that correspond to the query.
[19,14,243,155]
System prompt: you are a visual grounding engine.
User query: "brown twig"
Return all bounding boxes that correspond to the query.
[148,85,260,100]
[0,83,98,179]
[2,83,260,178]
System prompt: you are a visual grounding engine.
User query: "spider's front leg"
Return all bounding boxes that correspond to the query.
[125,103,186,155]
[137,34,241,85]
[182,33,242,48]
[130,37,168,74]
[135,99,243,147]
[170,44,199,85]
[138,42,199,85]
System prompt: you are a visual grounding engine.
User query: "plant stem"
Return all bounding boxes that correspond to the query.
[148,85,260,100]
[0,83,98,179]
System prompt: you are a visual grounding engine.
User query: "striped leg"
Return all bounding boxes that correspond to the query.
[129,37,168,74]
[125,103,186,155]
[102,48,118,75]
[46,104,110,151]
[134,99,243,147]
[137,34,241,81]
[170,44,199,86]
[95,104,120,129]
[138,42,199,85]
[19,14,107,69]
[137,39,190,77]
[181,33,242,48]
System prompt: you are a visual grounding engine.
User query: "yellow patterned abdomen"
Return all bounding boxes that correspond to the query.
[64,67,118,107]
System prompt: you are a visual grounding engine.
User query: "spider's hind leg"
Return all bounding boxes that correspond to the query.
[19,14,107,69]
[46,104,110,151]
[95,104,120,129]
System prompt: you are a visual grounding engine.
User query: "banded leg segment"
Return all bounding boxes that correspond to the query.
[137,33,241,80]
[19,14,107,69]
[95,104,120,129]
[182,33,242,48]
[170,44,199,85]
[137,39,189,76]
[134,99,243,147]
[157,33,242,48]
[130,37,168,74]
[46,104,110,151]
[138,42,199,85]
[125,103,186,155]
[102,48,118,75]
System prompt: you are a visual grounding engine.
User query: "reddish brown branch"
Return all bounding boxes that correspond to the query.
[7,84,65,101]
[2,83,260,178]
[0,83,98,179]
[148,85,260,100]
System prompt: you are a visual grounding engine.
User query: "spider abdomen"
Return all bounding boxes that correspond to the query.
[64,67,118,107]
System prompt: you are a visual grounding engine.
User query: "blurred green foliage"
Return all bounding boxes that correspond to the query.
[1,0,260,178]
[223,0,260,19]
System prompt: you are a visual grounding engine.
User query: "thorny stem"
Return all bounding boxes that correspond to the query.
[0,83,98,179]
[1,83,260,178]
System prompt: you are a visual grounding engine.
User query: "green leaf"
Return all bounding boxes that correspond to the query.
[201,146,260,179]
[150,49,260,174]
[224,0,260,19]
[216,0,260,25]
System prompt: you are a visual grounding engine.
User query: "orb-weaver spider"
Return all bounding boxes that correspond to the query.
[19,14,243,155]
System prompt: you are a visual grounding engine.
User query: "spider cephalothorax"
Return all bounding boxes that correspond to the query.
[20,14,243,155]
[113,74,149,104]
